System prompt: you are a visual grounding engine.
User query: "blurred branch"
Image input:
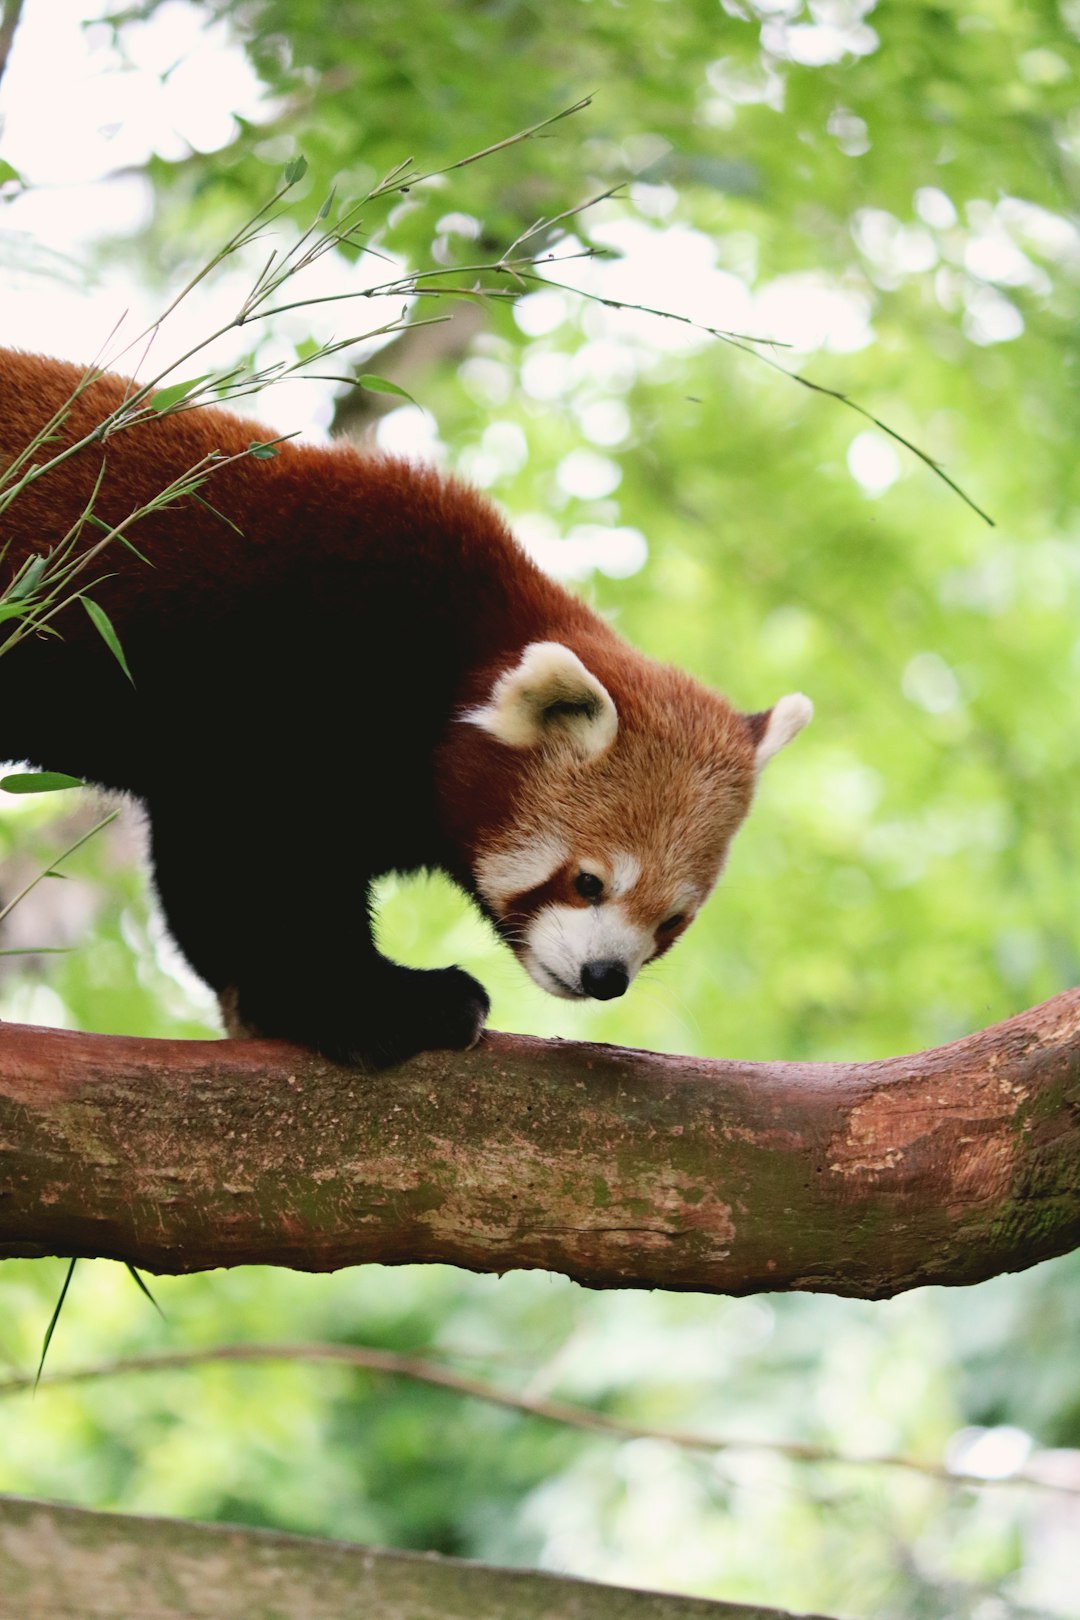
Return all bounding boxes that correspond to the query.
[7,1340,1080,1500]
[0,1494,834,1620]
[0,0,24,96]
[1,987,1079,1293]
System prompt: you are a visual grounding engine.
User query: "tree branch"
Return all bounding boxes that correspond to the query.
[2,986,1079,1293]
[0,1495,832,1620]
[8,1341,1079,1500]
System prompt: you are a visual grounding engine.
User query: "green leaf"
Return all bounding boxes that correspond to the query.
[116,534,153,565]
[125,1263,165,1319]
[191,492,244,535]
[36,1258,77,1390]
[0,947,71,956]
[246,440,279,460]
[6,554,47,602]
[357,374,418,404]
[318,185,336,221]
[151,373,214,414]
[80,596,135,686]
[284,155,308,184]
[0,159,23,188]
[1,771,83,794]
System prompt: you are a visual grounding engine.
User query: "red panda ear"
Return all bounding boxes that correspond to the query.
[745,692,813,769]
[465,641,618,758]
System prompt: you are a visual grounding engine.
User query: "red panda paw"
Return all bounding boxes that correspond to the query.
[391,964,491,1060]
[318,965,490,1070]
[220,965,489,1070]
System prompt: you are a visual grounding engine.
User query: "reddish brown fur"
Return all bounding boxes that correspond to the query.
[0,352,589,652]
[0,350,771,1062]
[439,646,756,900]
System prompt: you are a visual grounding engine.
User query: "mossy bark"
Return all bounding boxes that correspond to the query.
[0,1495,832,1620]
[1,987,1079,1294]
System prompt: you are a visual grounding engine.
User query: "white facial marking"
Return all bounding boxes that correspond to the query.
[474,834,569,912]
[609,851,642,898]
[523,901,653,999]
[755,692,813,769]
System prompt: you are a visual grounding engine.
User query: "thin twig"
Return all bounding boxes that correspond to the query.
[0,810,119,927]
[369,96,595,198]
[521,270,993,525]
[4,1340,1075,1499]
[0,440,290,661]
[503,185,627,258]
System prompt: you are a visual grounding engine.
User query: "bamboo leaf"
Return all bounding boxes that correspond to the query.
[125,1264,165,1319]
[5,554,47,602]
[357,374,418,404]
[0,771,83,794]
[150,374,214,414]
[116,534,153,565]
[80,596,134,686]
[35,1259,78,1391]
[190,492,244,535]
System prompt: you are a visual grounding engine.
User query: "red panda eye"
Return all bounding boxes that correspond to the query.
[658,913,685,933]
[575,872,604,901]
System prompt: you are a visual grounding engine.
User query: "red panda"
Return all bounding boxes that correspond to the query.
[0,350,811,1066]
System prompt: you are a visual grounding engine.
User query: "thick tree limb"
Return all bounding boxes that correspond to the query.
[0,1496,829,1620]
[1,989,1078,1294]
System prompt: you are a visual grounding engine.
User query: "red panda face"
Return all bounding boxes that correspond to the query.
[450,641,811,1004]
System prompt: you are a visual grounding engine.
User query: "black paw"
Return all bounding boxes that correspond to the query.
[358,965,490,1068]
[418,965,490,1052]
[229,964,490,1070]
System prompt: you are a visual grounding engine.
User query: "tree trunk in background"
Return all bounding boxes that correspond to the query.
[330,299,487,437]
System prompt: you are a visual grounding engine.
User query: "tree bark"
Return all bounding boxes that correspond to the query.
[0,1495,831,1620]
[1,989,1078,1294]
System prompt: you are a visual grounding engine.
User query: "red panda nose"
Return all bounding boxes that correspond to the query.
[581,960,630,1000]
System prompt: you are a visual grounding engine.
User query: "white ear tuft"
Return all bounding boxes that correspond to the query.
[465,642,618,758]
[754,692,813,769]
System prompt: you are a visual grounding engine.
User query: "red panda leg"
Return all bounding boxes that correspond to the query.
[146,806,489,1068]
[228,958,490,1070]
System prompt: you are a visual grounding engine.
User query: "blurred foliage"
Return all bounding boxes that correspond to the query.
[3,0,1080,1616]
